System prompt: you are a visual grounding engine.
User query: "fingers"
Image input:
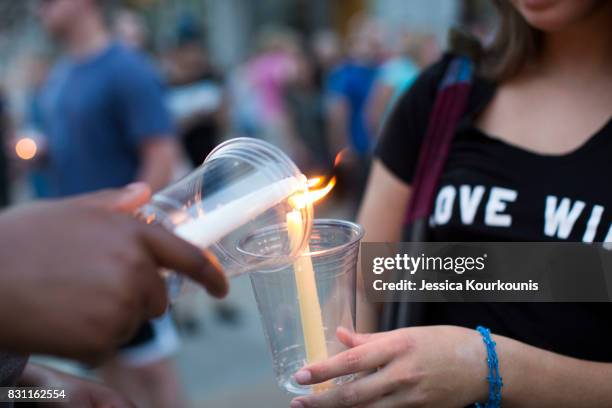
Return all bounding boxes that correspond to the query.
[90,385,138,408]
[138,223,228,298]
[291,370,395,408]
[138,255,169,318]
[336,327,386,348]
[294,339,396,385]
[74,182,152,213]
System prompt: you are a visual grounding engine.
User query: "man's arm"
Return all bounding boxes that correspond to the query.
[116,53,177,192]
[0,184,227,362]
[19,363,135,408]
[137,138,179,192]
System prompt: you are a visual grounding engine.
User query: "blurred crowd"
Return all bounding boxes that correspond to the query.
[0,2,442,407]
[0,7,443,212]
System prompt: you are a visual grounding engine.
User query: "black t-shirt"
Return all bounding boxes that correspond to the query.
[376,55,612,362]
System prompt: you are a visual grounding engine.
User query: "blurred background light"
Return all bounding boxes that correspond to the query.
[15,137,37,160]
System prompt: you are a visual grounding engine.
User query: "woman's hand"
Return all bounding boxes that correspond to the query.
[20,363,135,408]
[290,326,488,408]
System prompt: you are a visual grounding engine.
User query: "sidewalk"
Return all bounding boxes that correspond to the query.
[174,275,291,407]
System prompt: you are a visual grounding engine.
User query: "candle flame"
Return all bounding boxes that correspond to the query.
[308,176,336,203]
[290,176,337,209]
[306,177,324,188]
[290,148,345,210]
[334,148,348,167]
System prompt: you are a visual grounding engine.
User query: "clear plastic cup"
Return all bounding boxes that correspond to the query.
[138,138,313,297]
[243,219,364,395]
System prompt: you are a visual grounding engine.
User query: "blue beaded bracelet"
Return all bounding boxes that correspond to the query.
[475,326,503,408]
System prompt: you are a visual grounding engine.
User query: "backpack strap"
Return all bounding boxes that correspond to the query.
[380,56,475,331]
[404,56,474,232]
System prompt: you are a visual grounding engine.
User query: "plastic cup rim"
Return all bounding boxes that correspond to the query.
[237,218,364,260]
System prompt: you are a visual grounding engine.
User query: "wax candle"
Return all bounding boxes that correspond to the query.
[287,209,331,393]
[174,176,304,251]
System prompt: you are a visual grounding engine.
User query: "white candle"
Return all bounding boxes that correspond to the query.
[287,209,331,393]
[175,176,304,250]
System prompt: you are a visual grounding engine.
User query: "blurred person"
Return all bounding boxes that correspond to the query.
[324,15,384,214]
[164,16,244,334]
[281,29,342,175]
[310,30,342,90]
[113,8,148,50]
[418,32,442,68]
[0,90,10,207]
[37,0,177,195]
[326,15,384,155]
[227,64,260,138]
[36,0,184,406]
[0,183,227,407]
[284,43,332,174]
[21,54,53,198]
[165,16,226,168]
[230,27,307,160]
[290,1,612,407]
[366,29,422,132]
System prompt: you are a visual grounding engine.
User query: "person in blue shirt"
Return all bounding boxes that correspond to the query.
[37,1,183,407]
[366,31,423,132]
[325,16,386,156]
[324,16,383,215]
[0,90,10,208]
[326,63,379,155]
[39,14,176,196]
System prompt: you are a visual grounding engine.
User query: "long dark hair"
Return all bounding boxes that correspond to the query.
[451,0,542,81]
[483,0,542,80]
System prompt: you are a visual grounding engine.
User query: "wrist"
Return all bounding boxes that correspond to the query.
[474,331,525,407]
[474,327,503,408]
[438,326,490,405]
[463,327,490,404]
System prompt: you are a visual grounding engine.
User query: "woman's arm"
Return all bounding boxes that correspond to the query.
[289,326,612,408]
[356,159,411,333]
[497,333,612,407]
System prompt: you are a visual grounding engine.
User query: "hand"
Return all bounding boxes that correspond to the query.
[20,363,135,408]
[290,326,488,408]
[0,183,228,362]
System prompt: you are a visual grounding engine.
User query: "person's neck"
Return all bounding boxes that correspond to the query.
[63,13,110,59]
[537,2,612,78]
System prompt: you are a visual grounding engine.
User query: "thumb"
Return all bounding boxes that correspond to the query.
[73,182,152,213]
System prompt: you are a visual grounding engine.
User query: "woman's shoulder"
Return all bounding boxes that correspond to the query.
[384,55,454,129]
[391,53,493,125]
[394,53,474,110]
[373,55,450,184]
[416,53,455,86]
[375,53,489,185]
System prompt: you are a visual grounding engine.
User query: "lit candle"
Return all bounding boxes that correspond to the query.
[287,209,331,393]
[175,176,304,251]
